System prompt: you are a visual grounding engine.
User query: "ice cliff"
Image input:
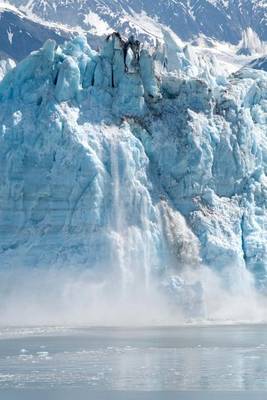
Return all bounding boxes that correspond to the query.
[0,34,266,319]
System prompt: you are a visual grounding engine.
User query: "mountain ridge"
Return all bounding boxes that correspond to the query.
[5,0,267,43]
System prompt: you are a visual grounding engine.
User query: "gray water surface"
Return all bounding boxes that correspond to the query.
[0,325,266,398]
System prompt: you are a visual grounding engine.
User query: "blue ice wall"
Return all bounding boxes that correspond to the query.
[0,35,266,303]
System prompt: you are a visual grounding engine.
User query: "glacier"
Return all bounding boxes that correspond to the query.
[0,33,266,324]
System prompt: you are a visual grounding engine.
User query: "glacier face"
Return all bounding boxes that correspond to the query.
[0,34,266,322]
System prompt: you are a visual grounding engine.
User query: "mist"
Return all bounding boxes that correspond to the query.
[0,263,266,327]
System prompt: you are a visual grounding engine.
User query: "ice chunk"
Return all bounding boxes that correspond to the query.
[55,56,80,102]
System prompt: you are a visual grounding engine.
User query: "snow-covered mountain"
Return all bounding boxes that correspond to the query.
[5,0,267,43]
[0,2,69,62]
[0,33,266,323]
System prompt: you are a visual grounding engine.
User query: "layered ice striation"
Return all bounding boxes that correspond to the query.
[0,33,266,318]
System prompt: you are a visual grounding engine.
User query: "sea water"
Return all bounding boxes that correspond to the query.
[0,325,266,399]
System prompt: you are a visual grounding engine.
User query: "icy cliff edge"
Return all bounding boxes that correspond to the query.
[0,35,266,318]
